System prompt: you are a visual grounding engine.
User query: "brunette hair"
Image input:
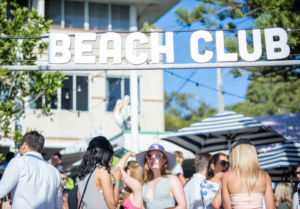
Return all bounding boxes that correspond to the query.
[124,161,143,200]
[143,151,171,184]
[78,136,114,180]
[195,153,211,173]
[206,153,227,180]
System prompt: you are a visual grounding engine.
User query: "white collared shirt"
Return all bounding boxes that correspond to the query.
[0,152,63,209]
[184,173,206,209]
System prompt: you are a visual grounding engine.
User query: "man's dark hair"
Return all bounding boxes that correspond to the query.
[52,152,62,160]
[22,131,45,153]
[296,163,300,170]
[6,152,15,163]
[195,153,212,173]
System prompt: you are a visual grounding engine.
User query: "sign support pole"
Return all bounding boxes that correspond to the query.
[217,68,224,113]
[129,5,139,153]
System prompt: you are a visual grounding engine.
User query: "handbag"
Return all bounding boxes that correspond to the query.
[77,166,97,209]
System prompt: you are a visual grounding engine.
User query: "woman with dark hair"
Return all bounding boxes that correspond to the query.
[136,143,187,209]
[200,153,229,209]
[78,136,122,209]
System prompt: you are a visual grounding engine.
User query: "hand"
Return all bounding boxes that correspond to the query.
[118,195,124,205]
[129,152,136,157]
[111,166,122,183]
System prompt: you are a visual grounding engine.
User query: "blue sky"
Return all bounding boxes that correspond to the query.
[155,0,255,109]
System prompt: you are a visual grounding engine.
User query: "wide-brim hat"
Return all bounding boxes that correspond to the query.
[136,143,176,170]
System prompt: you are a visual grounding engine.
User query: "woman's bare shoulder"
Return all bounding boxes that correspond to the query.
[223,170,235,179]
[95,166,110,176]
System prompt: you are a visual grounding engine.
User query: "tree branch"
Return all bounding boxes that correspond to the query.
[189,3,250,25]
[244,7,262,17]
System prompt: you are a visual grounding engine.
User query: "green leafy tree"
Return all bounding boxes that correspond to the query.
[165,91,217,131]
[175,0,300,115]
[0,0,64,144]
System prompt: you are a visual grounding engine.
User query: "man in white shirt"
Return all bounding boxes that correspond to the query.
[293,163,300,209]
[184,153,211,209]
[0,131,63,209]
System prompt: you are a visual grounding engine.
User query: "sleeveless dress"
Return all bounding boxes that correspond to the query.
[230,193,264,209]
[200,180,223,209]
[142,175,175,209]
[78,167,109,209]
[123,195,141,209]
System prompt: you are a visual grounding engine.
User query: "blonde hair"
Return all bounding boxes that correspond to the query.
[229,138,265,191]
[143,151,171,184]
[275,183,292,209]
[124,161,143,200]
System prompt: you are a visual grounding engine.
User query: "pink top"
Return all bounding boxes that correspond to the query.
[230,193,264,209]
[123,195,141,209]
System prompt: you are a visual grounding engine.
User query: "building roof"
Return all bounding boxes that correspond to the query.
[255,113,300,142]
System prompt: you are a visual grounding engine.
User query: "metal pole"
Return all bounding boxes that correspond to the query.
[217,68,224,113]
[289,166,294,192]
[129,5,139,153]
[4,60,300,71]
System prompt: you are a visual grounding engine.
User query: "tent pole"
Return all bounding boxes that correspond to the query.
[289,166,293,192]
[228,140,231,151]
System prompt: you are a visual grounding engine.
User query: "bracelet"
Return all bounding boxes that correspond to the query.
[114,183,121,187]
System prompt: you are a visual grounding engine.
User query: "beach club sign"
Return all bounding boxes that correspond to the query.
[48,28,290,65]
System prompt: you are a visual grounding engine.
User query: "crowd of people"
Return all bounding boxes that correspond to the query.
[0,131,299,209]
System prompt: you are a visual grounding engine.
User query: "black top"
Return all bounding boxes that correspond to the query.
[68,185,78,209]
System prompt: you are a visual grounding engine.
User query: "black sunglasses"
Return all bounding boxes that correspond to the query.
[17,142,23,149]
[217,160,230,168]
[296,171,300,175]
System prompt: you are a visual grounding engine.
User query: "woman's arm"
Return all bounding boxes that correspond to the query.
[97,167,122,209]
[210,187,222,209]
[120,169,142,194]
[116,152,135,169]
[170,175,187,209]
[264,173,276,209]
[222,173,231,209]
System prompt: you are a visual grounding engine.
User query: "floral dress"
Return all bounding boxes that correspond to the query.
[200,180,223,209]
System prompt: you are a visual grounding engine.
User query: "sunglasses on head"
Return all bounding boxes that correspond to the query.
[217,160,229,167]
[146,154,163,160]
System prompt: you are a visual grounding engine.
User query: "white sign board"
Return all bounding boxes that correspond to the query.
[48,28,290,65]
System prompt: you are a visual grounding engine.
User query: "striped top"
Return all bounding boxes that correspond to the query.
[142,175,175,209]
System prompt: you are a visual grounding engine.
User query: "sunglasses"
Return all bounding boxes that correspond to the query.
[296,171,300,175]
[217,160,230,168]
[146,154,163,160]
[17,142,23,149]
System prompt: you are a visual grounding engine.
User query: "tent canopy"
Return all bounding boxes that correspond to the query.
[163,111,286,154]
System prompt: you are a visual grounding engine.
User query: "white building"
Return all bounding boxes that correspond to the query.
[0,0,190,161]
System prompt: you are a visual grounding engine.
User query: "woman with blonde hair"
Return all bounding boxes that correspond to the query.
[222,138,275,209]
[116,152,143,209]
[274,183,292,209]
[136,143,187,209]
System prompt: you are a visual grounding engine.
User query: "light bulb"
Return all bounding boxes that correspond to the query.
[47,104,51,108]
[168,73,173,76]
[278,106,281,112]
[65,92,69,99]
[77,85,81,92]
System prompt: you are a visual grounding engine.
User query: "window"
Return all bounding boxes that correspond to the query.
[45,1,130,31]
[61,75,89,111]
[30,75,89,111]
[45,0,61,27]
[111,5,130,31]
[106,77,140,112]
[6,0,31,21]
[89,3,108,30]
[65,1,85,29]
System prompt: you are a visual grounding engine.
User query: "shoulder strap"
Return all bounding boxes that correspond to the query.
[78,166,97,209]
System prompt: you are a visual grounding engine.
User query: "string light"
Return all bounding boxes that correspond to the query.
[169,72,173,76]
[65,92,69,99]
[164,70,300,112]
[77,85,81,92]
